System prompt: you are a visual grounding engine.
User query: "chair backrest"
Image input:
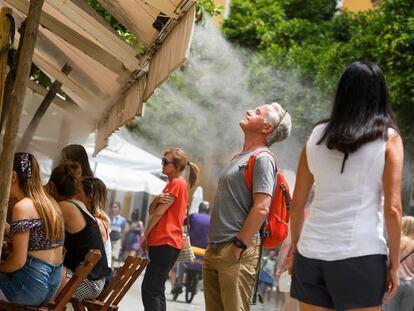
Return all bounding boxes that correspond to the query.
[50,249,102,310]
[98,256,150,309]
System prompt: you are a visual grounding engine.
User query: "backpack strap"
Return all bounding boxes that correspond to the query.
[251,237,264,305]
[67,199,97,222]
[244,149,277,192]
[247,149,277,305]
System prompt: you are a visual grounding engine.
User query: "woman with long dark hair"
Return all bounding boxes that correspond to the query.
[140,147,200,311]
[47,161,110,301]
[289,61,403,311]
[0,153,64,306]
[61,144,93,177]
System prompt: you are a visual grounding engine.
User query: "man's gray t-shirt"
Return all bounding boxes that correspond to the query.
[209,148,276,244]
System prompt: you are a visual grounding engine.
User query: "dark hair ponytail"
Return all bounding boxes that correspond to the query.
[50,160,82,199]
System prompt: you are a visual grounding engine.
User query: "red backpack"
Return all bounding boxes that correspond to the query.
[244,149,291,248]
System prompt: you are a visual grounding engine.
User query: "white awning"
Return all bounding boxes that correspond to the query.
[1,0,196,155]
[20,89,166,194]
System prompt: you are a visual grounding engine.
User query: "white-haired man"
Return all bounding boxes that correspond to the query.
[203,102,291,311]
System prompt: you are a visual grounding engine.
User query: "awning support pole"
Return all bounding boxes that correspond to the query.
[0,0,45,256]
[18,63,72,151]
[0,7,12,122]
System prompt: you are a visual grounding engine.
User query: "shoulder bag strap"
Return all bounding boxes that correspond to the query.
[400,248,414,263]
[67,199,96,221]
[185,204,191,233]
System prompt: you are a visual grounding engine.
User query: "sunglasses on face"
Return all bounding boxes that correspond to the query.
[161,158,174,166]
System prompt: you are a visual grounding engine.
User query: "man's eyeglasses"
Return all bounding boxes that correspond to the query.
[161,158,174,166]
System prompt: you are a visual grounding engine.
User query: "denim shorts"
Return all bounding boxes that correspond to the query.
[0,256,62,306]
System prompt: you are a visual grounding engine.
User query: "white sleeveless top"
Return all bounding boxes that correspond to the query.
[298,123,392,261]
[104,238,112,268]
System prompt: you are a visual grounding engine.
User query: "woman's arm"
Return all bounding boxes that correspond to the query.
[383,133,404,303]
[148,193,174,215]
[275,237,291,279]
[97,218,108,243]
[148,195,159,216]
[0,201,31,273]
[144,200,175,237]
[141,199,175,251]
[290,145,314,256]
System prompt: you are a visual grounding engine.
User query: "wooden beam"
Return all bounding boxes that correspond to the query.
[31,51,96,111]
[0,7,12,120]
[0,0,44,257]
[18,63,72,151]
[0,17,23,135]
[95,0,157,46]
[143,0,179,18]
[3,0,128,74]
[45,0,140,71]
[27,79,73,111]
[26,80,93,126]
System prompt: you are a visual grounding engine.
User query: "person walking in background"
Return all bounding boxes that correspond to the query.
[0,153,65,306]
[276,197,312,311]
[383,215,414,311]
[258,250,277,304]
[289,61,404,311]
[275,229,299,311]
[140,147,200,311]
[109,202,126,266]
[122,209,143,259]
[188,201,211,249]
[172,200,211,296]
[203,102,291,311]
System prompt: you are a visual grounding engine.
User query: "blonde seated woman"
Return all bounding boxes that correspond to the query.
[78,177,112,271]
[0,153,65,306]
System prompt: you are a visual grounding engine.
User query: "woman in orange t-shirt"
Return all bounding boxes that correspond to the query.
[141,147,200,311]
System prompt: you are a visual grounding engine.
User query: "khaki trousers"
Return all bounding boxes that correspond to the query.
[202,240,260,311]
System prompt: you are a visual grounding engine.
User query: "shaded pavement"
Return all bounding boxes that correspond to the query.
[120,273,280,310]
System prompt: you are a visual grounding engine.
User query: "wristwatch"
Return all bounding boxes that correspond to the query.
[233,238,247,250]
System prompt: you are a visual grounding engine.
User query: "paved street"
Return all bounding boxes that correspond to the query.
[120,274,280,311]
[120,274,205,310]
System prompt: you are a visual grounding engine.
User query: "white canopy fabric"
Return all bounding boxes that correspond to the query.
[1,0,196,154]
[92,163,165,195]
[19,90,166,195]
[84,134,162,175]
[84,133,166,195]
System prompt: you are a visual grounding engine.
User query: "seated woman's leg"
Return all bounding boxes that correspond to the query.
[0,257,62,306]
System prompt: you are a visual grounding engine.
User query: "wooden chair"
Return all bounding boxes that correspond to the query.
[0,249,102,311]
[73,256,150,311]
